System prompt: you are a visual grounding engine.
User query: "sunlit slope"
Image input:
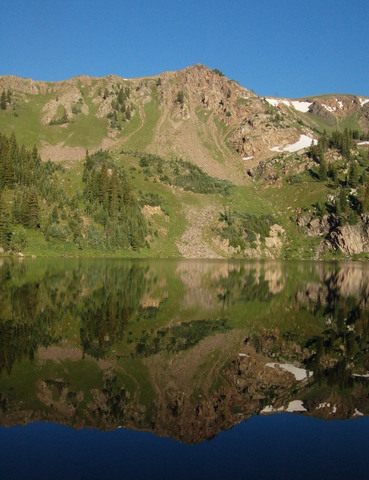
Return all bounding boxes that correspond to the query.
[2,66,368,184]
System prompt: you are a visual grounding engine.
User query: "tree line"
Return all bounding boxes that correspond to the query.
[0,131,148,252]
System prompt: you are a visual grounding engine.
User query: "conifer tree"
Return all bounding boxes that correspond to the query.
[339,188,347,214]
[109,168,119,217]
[348,161,359,188]
[361,180,369,213]
[98,161,109,208]
[2,147,15,186]
[0,90,6,110]
[26,188,39,228]
[0,194,9,249]
[319,156,327,181]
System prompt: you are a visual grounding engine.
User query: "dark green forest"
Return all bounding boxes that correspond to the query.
[0,131,148,252]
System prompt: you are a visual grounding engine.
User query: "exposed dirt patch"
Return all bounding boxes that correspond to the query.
[40,137,116,162]
[38,342,83,364]
[177,206,221,258]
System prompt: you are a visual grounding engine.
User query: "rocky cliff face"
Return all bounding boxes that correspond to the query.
[2,65,367,180]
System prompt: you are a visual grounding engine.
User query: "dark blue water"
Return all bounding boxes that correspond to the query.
[1,414,368,480]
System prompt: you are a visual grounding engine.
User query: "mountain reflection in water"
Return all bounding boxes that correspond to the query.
[1,259,369,444]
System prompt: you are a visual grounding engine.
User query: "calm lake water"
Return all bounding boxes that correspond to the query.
[1,258,369,479]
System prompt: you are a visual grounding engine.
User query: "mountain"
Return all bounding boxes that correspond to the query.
[0,65,369,259]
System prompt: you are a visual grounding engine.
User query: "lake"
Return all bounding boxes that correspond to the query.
[1,258,369,479]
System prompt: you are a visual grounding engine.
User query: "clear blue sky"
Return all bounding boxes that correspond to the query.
[1,0,368,98]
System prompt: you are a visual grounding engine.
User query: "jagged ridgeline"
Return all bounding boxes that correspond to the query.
[0,131,148,252]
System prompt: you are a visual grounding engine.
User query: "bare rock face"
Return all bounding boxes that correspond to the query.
[306,215,340,237]
[265,224,286,253]
[327,223,369,255]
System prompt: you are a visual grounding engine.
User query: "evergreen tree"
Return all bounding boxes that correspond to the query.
[361,180,369,213]
[118,87,126,105]
[319,156,327,181]
[51,205,59,224]
[0,90,6,110]
[98,161,109,208]
[109,168,119,217]
[61,107,68,124]
[2,147,15,186]
[348,161,359,188]
[0,194,9,249]
[361,169,368,187]
[328,163,339,188]
[26,188,39,228]
[339,188,348,214]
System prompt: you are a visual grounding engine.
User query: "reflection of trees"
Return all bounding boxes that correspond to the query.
[302,273,369,390]
[79,265,148,358]
[215,266,274,307]
[0,267,63,374]
[0,262,150,372]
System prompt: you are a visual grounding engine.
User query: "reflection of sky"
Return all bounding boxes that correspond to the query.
[1,416,369,480]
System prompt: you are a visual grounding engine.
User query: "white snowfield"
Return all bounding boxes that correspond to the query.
[266,98,279,107]
[270,134,317,153]
[260,400,307,414]
[266,362,313,381]
[286,400,307,412]
[242,156,254,161]
[291,100,312,112]
[358,141,369,146]
[354,409,364,416]
[360,98,369,107]
[266,98,312,112]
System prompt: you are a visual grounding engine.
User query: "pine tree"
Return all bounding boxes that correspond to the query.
[339,188,347,214]
[319,156,327,181]
[26,188,39,228]
[3,147,15,186]
[109,168,119,217]
[0,90,6,110]
[348,161,359,188]
[98,161,109,208]
[62,107,68,123]
[0,194,9,249]
[328,163,339,188]
[51,205,59,224]
[118,87,126,105]
[361,180,369,213]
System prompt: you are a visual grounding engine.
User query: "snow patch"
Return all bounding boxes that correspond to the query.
[316,402,331,410]
[286,400,306,412]
[360,98,369,107]
[260,405,284,414]
[266,98,312,113]
[353,372,369,378]
[291,100,312,113]
[266,98,280,107]
[358,141,369,146]
[338,101,344,109]
[270,135,317,153]
[242,156,254,161]
[354,409,364,417]
[238,353,249,357]
[322,104,336,112]
[266,362,313,381]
